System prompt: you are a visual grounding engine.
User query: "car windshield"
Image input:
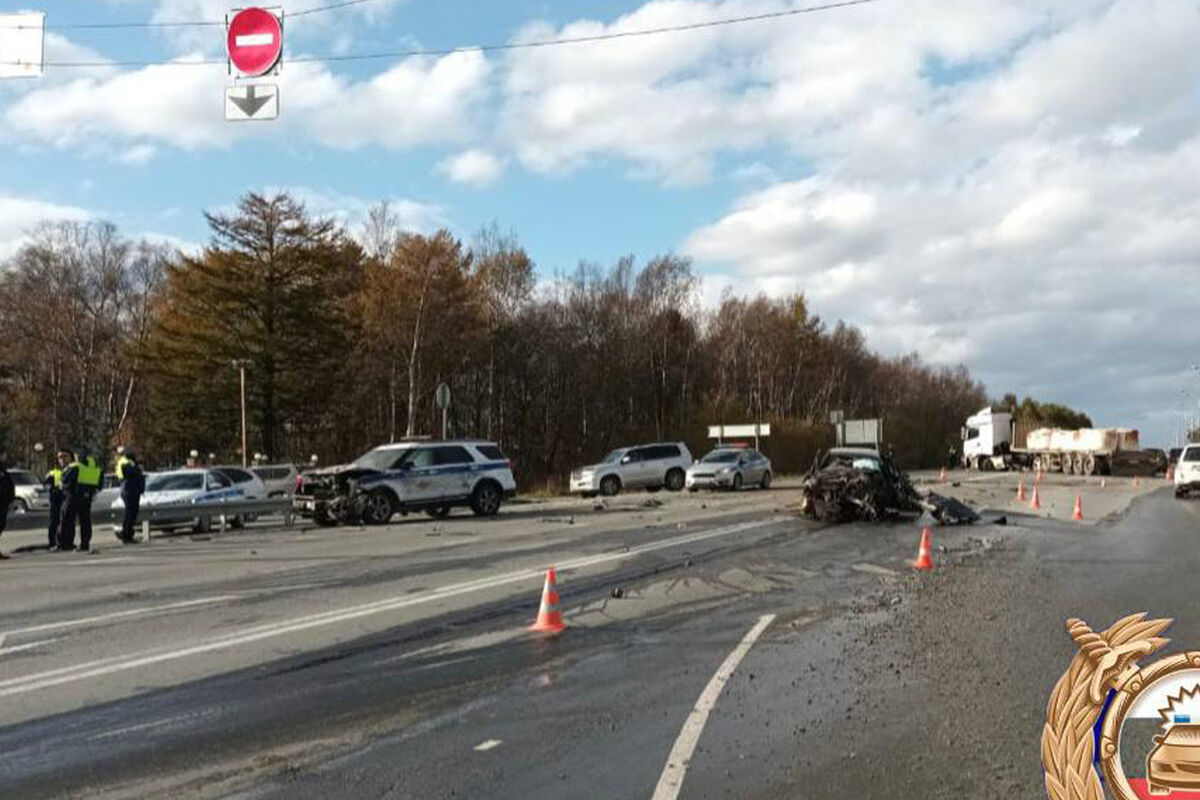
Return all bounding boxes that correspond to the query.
[600,450,626,464]
[353,448,406,470]
[701,451,740,463]
[1185,448,1200,462]
[146,473,204,492]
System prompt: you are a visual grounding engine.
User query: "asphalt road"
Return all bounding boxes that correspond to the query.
[0,473,1189,799]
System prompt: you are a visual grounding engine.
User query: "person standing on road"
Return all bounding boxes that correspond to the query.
[116,448,145,544]
[44,451,69,550]
[0,451,14,560]
[59,448,102,553]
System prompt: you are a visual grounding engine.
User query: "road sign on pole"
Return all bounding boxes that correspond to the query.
[436,383,451,440]
[225,84,279,121]
[0,12,45,79]
[226,7,283,78]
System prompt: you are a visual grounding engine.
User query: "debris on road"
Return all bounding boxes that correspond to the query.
[642,498,664,508]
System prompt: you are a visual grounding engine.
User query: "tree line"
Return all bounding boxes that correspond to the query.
[1,191,998,484]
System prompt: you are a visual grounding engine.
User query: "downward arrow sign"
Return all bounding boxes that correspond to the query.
[230,85,273,118]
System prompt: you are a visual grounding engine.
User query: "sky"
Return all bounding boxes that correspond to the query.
[1,0,1199,446]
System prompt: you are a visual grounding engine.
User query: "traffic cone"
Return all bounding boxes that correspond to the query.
[913,528,934,571]
[529,568,567,635]
[1016,478,1027,502]
[939,467,948,483]
[1167,466,1175,482]
[1100,477,1106,489]
[1071,495,1083,522]
[1035,468,1043,486]
[1030,485,1041,511]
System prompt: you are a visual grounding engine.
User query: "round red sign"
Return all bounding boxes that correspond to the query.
[227,7,282,77]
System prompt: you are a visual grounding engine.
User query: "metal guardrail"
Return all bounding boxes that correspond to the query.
[4,497,296,537]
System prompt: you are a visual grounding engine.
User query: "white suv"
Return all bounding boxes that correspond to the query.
[8,469,50,513]
[295,440,516,525]
[1175,445,1200,499]
[570,443,693,497]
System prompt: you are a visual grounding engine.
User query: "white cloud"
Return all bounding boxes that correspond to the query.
[437,149,505,188]
[0,194,91,260]
[273,186,448,236]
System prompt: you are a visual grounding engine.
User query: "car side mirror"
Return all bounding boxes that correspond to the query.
[620,455,632,465]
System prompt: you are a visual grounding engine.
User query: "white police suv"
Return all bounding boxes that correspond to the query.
[295,440,517,526]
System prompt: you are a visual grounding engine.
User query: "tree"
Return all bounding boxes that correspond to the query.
[142,192,362,460]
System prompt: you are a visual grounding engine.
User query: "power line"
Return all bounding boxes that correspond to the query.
[0,0,394,30]
[0,0,899,68]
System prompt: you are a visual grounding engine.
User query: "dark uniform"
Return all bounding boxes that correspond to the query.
[44,464,64,549]
[59,452,102,551]
[116,452,145,543]
[0,460,13,559]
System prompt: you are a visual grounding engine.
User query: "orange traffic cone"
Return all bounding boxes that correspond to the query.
[1167,466,1175,482]
[939,467,947,483]
[913,528,934,571]
[529,568,567,635]
[1071,495,1083,522]
[1030,485,1041,511]
[1035,468,1043,486]
[1016,478,1027,502]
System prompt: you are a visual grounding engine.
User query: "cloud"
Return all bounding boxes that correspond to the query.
[437,149,505,188]
[272,185,448,236]
[0,193,91,260]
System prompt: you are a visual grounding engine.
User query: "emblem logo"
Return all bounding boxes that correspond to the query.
[1041,613,1200,799]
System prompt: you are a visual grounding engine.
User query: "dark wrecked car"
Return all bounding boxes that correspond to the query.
[799,447,979,525]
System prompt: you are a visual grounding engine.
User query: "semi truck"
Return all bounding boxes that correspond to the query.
[960,407,1158,475]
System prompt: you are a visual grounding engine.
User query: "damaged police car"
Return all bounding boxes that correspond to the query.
[294,441,516,526]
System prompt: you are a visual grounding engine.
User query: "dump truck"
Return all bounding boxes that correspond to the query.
[961,407,1159,476]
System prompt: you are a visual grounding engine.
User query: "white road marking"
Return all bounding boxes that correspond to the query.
[650,614,776,800]
[852,563,898,577]
[0,596,240,638]
[235,33,274,47]
[0,637,63,657]
[0,519,778,698]
[89,716,186,741]
[474,739,502,752]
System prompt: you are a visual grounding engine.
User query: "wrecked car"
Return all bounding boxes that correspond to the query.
[799,448,979,525]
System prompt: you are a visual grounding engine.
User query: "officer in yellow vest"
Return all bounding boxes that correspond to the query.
[43,451,70,550]
[115,447,145,544]
[58,448,102,552]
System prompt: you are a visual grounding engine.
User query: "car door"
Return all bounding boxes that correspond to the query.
[430,445,476,500]
[640,446,671,486]
[745,451,764,484]
[397,447,439,503]
[619,448,649,487]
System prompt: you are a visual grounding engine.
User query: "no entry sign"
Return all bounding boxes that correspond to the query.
[226,7,282,77]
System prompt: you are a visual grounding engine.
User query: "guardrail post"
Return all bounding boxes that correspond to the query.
[142,518,151,542]
[219,513,227,533]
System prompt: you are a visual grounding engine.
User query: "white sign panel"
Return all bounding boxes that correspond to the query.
[707,424,770,439]
[225,84,279,121]
[0,12,45,78]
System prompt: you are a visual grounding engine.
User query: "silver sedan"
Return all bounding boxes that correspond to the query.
[686,448,772,491]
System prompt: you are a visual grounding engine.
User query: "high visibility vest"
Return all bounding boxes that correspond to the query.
[46,468,63,488]
[116,456,132,480]
[74,457,102,489]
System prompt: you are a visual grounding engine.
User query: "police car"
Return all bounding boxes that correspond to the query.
[110,468,245,533]
[294,440,516,526]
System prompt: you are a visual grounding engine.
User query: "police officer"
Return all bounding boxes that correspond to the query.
[116,447,145,544]
[59,447,102,553]
[0,450,13,560]
[44,451,69,549]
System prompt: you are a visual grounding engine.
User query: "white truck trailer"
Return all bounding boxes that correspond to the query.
[961,407,1155,476]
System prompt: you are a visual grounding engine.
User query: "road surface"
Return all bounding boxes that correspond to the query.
[0,473,1189,799]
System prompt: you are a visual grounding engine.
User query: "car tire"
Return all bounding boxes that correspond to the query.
[600,476,621,497]
[9,499,28,515]
[760,471,772,489]
[362,489,395,525]
[732,473,743,491]
[314,508,338,527]
[470,481,503,517]
[1176,488,1187,499]
[664,469,685,492]
[688,487,698,493]
[426,505,451,519]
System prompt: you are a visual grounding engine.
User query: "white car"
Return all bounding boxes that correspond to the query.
[686,448,773,491]
[295,441,517,525]
[251,463,299,497]
[1175,445,1200,499]
[570,443,693,497]
[111,468,245,532]
[8,469,50,513]
[212,466,268,500]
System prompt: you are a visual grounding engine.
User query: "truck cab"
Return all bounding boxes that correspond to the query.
[962,408,1012,469]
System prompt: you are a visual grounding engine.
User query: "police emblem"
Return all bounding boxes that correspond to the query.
[1042,613,1200,799]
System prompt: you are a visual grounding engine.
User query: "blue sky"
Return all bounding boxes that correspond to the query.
[3,0,1200,445]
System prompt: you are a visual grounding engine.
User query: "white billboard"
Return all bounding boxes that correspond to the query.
[0,12,45,79]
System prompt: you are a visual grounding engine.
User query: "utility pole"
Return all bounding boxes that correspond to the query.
[231,360,251,467]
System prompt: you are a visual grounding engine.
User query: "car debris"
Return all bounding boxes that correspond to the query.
[798,448,978,525]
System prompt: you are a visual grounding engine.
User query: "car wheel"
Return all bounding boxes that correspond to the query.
[688,487,699,493]
[426,505,451,519]
[664,468,685,492]
[470,482,502,517]
[600,475,621,497]
[362,489,395,525]
[732,473,743,491]
[760,471,772,490]
[9,499,28,515]
[314,508,339,527]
